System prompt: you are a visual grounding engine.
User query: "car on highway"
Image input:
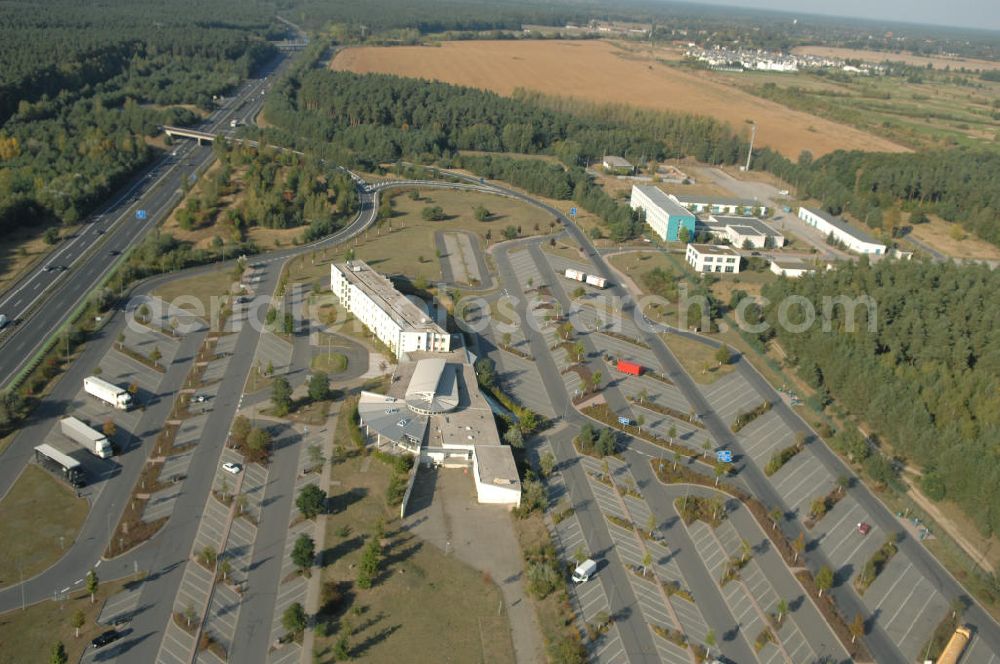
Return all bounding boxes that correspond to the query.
[91,630,122,649]
[0,314,8,329]
[222,462,242,474]
[194,394,207,403]
[109,249,121,256]
[857,521,872,535]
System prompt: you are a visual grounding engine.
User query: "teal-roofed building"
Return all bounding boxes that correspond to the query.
[630,185,696,242]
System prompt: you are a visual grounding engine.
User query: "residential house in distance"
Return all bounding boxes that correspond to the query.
[769,257,815,278]
[602,155,635,175]
[685,243,742,274]
[699,214,785,248]
[331,260,453,355]
[630,185,697,242]
[797,207,887,255]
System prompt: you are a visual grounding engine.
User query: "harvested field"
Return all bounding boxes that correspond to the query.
[332,39,908,158]
[791,46,1000,72]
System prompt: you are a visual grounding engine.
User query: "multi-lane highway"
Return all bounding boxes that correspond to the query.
[0,53,288,390]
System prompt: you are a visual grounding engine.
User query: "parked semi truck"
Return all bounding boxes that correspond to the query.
[34,444,84,487]
[585,274,607,289]
[564,268,586,282]
[83,376,132,410]
[60,417,113,459]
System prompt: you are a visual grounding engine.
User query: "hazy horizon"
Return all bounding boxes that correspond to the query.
[683,0,1000,32]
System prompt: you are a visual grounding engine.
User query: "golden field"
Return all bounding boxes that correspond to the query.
[331,39,909,158]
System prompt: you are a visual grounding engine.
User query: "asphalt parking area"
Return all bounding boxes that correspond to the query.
[810,496,882,575]
[769,450,836,517]
[860,556,949,661]
[492,351,556,418]
[699,372,762,423]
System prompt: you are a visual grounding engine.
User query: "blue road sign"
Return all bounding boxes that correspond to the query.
[716,450,733,463]
[618,416,631,426]
[135,209,148,220]
[569,207,577,217]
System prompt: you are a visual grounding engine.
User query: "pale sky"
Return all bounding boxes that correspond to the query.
[687,0,1000,32]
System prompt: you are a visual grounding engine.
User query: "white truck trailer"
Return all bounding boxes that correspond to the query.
[83,376,132,410]
[585,274,608,289]
[564,268,586,282]
[60,417,113,459]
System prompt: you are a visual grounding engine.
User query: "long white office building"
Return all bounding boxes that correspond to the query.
[331,261,452,355]
[797,207,886,255]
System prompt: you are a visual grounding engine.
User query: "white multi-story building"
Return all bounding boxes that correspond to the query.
[685,243,742,274]
[797,207,886,255]
[630,185,696,242]
[331,261,452,355]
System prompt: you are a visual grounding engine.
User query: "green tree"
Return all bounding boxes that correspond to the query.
[850,612,865,643]
[474,205,490,221]
[356,537,382,589]
[502,225,518,240]
[793,532,805,563]
[421,205,445,221]
[296,484,327,519]
[231,415,251,446]
[540,451,556,478]
[776,598,788,625]
[504,427,524,448]
[246,427,272,458]
[291,533,316,575]
[308,371,329,402]
[282,602,307,636]
[677,226,691,244]
[519,410,539,434]
[714,344,731,366]
[71,610,86,638]
[50,642,68,664]
[271,376,292,416]
[149,346,162,366]
[816,565,834,596]
[334,630,350,659]
[86,569,98,604]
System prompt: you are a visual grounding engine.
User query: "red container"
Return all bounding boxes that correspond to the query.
[617,360,643,376]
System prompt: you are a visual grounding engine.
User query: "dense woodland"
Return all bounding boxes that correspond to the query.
[755,147,1000,246]
[0,0,281,235]
[756,260,1000,537]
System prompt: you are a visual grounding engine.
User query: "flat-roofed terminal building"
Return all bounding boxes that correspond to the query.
[357,351,521,507]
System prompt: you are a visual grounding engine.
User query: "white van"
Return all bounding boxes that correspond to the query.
[572,559,597,584]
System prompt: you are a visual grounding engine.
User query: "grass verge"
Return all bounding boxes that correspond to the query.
[0,574,138,664]
[0,465,89,589]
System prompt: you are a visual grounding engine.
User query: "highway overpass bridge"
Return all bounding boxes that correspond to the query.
[162,126,218,144]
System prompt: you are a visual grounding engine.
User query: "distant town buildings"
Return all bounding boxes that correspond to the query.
[331,260,453,355]
[685,45,883,75]
[797,207,887,255]
[685,243,742,274]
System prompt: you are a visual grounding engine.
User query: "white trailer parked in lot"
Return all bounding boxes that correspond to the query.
[564,269,586,282]
[60,417,113,459]
[83,376,132,410]
[585,274,608,289]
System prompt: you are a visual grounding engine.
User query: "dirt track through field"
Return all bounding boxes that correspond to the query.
[332,39,909,158]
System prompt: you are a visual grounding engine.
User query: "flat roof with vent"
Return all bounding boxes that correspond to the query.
[333,260,447,335]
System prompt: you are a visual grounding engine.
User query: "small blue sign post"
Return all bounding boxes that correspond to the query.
[569,207,577,217]
[135,209,148,220]
[716,450,733,463]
